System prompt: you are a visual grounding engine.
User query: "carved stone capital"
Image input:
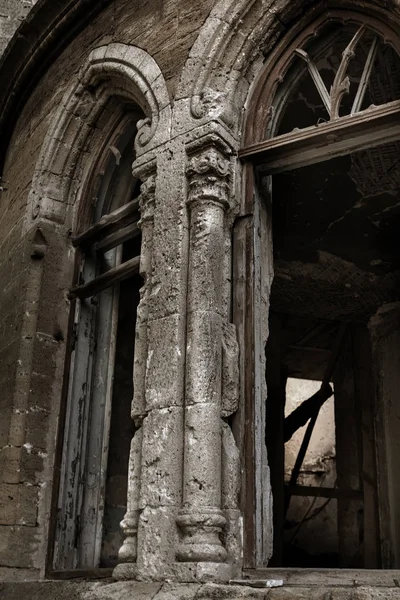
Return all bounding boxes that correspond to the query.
[186,145,231,209]
[132,158,156,226]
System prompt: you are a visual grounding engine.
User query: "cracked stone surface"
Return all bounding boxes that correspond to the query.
[2,581,400,600]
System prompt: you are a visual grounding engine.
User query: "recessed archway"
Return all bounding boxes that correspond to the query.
[236,6,400,570]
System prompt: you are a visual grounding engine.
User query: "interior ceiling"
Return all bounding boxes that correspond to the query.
[270,143,400,322]
[269,312,340,380]
[269,31,400,323]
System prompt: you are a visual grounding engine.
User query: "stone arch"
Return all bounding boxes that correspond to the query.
[27,42,171,229]
[175,0,400,572]
[225,0,400,571]
[176,0,400,137]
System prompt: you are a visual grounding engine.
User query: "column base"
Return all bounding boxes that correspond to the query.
[113,562,139,580]
[176,509,227,563]
[113,560,232,583]
[172,562,233,583]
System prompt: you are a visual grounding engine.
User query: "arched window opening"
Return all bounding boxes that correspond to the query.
[52,110,144,573]
[270,20,400,137]
[238,10,400,572]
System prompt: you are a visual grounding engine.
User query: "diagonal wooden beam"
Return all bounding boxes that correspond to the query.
[69,255,140,299]
[72,198,139,247]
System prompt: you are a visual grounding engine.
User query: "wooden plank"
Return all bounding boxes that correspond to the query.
[352,325,380,568]
[93,220,140,253]
[72,198,139,247]
[253,179,275,567]
[48,568,114,580]
[79,281,119,568]
[239,100,400,173]
[53,268,96,570]
[54,259,97,570]
[47,258,80,572]
[370,315,400,567]
[69,256,140,299]
[232,214,256,568]
[232,165,273,568]
[285,485,362,500]
[265,314,285,565]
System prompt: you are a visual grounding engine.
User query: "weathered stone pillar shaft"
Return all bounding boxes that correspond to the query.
[132,169,156,419]
[114,164,155,578]
[177,142,231,564]
[117,427,142,565]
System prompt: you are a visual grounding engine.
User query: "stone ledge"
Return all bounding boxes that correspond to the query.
[1,580,400,600]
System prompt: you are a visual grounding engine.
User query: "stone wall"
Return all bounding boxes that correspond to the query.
[0,0,215,579]
[1,0,400,593]
[3,577,400,600]
[0,0,37,55]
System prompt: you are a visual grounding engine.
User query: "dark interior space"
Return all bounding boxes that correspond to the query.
[264,139,400,568]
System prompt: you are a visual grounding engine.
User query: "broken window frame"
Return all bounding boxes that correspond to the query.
[50,116,142,574]
[235,9,400,570]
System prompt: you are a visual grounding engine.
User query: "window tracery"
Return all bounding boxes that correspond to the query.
[241,14,400,172]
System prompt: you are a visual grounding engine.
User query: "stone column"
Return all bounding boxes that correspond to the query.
[176,136,232,581]
[114,163,156,580]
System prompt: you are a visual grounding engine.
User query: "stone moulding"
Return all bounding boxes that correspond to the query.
[171,131,241,583]
[221,322,240,418]
[26,42,171,230]
[176,0,400,137]
[0,0,115,174]
[113,157,156,580]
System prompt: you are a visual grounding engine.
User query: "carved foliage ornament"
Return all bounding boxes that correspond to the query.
[186,145,231,208]
[191,88,227,119]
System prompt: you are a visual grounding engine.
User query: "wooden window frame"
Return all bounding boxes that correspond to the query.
[48,112,143,573]
[51,201,141,573]
[236,9,400,570]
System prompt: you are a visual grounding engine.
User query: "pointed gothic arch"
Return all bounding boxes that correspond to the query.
[236,3,400,572]
[176,0,400,137]
[22,43,172,574]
